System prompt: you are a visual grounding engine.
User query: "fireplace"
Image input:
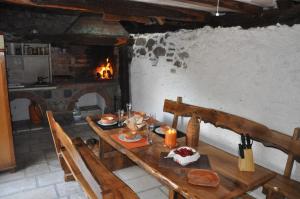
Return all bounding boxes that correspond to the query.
[52,45,118,83]
[8,43,131,131]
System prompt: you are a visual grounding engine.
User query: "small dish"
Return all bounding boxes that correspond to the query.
[100,115,117,124]
[97,120,117,126]
[166,146,200,166]
[118,133,142,143]
[187,169,220,187]
[154,126,170,135]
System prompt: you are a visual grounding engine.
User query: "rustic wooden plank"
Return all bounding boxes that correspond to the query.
[262,128,300,199]
[103,0,208,22]
[263,175,300,199]
[2,0,103,13]
[0,45,16,171]
[76,139,139,198]
[46,111,75,181]
[178,0,263,14]
[163,99,300,159]
[54,123,103,199]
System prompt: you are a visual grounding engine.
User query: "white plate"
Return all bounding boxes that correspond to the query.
[97,120,117,126]
[118,134,142,143]
[154,127,166,135]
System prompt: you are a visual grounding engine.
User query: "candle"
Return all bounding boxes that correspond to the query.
[165,128,177,148]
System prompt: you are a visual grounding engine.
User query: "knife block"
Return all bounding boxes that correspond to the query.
[238,149,255,172]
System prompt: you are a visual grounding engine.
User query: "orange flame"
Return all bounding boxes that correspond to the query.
[96,58,113,80]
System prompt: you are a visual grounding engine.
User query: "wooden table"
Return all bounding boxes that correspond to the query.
[87,117,276,199]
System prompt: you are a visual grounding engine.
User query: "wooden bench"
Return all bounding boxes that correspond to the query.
[46,111,139,199]
[163,97,300,199]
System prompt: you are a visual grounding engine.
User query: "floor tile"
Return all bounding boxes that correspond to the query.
[56,181,82,197]
[69,192,90,199]
[47,159,62,172]
[0,185,57,199]
[126,175,162,193]
[138,188,168,199]
[0,177,36,197]
[113,165,148,181]
[25,163,50,177]
[159,185,169,195]
[37,171,64,186]
[0,170,25,184]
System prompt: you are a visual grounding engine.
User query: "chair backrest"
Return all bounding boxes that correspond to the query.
[48,111,102,199]
[163,98,300,167]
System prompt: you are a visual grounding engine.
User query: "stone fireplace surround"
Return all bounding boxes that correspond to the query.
[9,80,120,121]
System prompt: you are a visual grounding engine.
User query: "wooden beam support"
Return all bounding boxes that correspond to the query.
[103,0,207,22]
[179,0,263,14]
[103,13,152,24]
[2,0,103,13]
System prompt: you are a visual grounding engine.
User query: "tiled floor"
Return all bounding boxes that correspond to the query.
[0,124,168,199]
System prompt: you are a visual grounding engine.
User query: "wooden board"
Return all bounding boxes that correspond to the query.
[0,34,16,171]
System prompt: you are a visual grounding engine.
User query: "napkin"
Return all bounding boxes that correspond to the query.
[124,115,146,130]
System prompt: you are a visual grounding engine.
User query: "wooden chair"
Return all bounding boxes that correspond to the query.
[47,111,139,199]
[163,97,300,199]
[262,128,300,199]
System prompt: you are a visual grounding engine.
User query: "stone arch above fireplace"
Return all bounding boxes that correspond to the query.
[67,86,113,112]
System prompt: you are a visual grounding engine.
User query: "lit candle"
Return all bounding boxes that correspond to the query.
[165,128,177,148]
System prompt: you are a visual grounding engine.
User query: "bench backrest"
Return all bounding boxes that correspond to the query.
[163,98,300,177]
[47,111,139,199]
[47,111,102,199]
[47,111,73,181]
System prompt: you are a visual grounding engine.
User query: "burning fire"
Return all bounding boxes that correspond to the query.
[96,58,113,80]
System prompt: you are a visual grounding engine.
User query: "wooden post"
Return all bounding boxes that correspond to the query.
[0,34,16,171]
[118,45,130,109]
[283,128,300,177]
[171,97,182,129]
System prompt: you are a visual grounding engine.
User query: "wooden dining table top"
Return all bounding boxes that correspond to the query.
[87,117,276,199]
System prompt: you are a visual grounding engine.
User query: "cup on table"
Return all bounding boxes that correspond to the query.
[117,109,124,127]
[126,103,132,118]
[146,124,154,144]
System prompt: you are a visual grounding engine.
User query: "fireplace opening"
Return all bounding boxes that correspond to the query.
[96,58,114,80]
[52,45,116,83]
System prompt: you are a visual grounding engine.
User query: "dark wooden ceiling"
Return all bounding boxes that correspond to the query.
[1,0,300,44]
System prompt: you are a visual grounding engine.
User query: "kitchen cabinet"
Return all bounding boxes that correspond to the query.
[0,34,16,171]
[6,42,52,85]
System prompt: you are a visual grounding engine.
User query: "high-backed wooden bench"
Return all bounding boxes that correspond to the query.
[163,97,300,199]
[46,111,139,199]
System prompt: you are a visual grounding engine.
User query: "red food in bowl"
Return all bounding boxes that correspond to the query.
[174,148,194,157]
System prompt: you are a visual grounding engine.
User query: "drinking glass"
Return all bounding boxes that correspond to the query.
[117,109,122,127]
[147,124,154,144]
[126,103,132,118]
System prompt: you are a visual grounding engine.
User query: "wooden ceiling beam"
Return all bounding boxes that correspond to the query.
[1,0,103,13]
[177,0,263,14]
[103,0,207,22]
[103,14,153,24]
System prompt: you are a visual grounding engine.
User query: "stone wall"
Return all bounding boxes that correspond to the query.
[130,25,300,198]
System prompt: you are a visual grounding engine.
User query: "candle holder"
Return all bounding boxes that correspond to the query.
[164,128,177,149]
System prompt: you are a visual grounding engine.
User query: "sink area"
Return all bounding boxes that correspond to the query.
[8,83,57,92]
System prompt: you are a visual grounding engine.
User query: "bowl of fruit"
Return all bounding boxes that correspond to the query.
[166,146,200,166]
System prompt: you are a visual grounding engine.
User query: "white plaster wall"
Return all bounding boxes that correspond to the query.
[10,98,31,121]
[130,25,300,198]
[77,92,106,110]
